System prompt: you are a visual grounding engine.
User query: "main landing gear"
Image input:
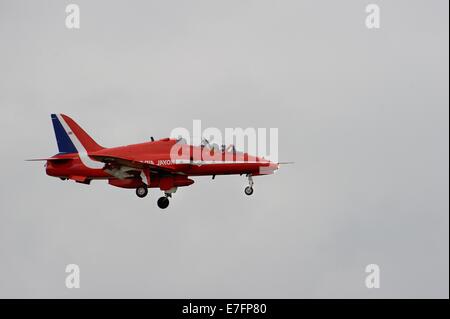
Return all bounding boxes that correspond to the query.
[136,185,148,198]
[157,188,177,209]
[135,185,176,209]
[157,196,170,209]
[244,174,254,196]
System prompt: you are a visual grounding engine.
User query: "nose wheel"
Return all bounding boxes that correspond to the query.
[244,174,254,196]
[157,196,170,209]
[136,186,148,198]
[244,186,254,195]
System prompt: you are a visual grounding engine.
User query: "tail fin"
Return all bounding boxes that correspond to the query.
[51,114,104,154]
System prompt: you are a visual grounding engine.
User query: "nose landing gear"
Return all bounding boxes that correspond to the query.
[244,174,254,196]
[244,186,254,195]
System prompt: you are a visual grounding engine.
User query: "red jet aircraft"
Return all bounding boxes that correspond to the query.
[29,114,283,209]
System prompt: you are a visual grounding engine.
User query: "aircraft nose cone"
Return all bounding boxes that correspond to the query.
[269,162,279,171]
[259,160,279,175]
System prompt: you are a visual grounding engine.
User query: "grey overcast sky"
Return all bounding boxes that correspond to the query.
[0,0,448,298]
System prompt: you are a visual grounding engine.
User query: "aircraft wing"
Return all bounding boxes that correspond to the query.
[89,154,176,174]
[25,156,79,161]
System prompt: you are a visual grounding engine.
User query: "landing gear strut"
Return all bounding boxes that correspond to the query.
[244,174,254,196]
[136,186,148,198]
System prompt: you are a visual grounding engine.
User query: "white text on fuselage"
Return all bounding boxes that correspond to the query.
[142,160,173,166]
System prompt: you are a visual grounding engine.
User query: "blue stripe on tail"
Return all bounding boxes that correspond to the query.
[51,114,78,154]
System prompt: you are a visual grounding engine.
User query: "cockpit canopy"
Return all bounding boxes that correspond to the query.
[175,137,237,153]
[201,138,236,153]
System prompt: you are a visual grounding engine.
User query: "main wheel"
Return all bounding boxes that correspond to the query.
[244,186,254,196]
[157,196,170,209]
[136,186,148,198]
